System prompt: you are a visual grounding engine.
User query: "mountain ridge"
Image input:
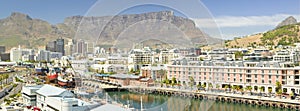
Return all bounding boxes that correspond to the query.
[0,11,221,50]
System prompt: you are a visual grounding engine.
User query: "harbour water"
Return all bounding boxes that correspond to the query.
[106,91,291,111]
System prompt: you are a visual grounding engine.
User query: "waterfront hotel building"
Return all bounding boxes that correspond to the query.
[167,59,300,94]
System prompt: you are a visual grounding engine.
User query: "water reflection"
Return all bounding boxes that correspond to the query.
[99,91,290,111]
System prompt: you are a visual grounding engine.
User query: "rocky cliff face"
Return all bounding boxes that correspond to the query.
[276,16,297,28]
[0,11,221,49]
[66,11,220,47]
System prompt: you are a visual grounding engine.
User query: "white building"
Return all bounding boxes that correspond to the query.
[273,50,300,63]
[22,84,95,111]
[91,64,126,74]
[10,47,34,62]
[70,60,88,74]
[128,48,154,71]
[22,85,43,106]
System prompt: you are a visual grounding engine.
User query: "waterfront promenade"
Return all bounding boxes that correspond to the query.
[120,86,300,109]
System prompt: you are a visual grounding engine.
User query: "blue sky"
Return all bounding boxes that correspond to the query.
[0,0,299,39]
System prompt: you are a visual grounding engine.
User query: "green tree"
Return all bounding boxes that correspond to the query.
[259,86,265,93]
[234,51,244,60]
[197,84,201,90]
[171,77,176,87]
[268,87,272,94]
[189,77,194,89]
[254,86,258,92]
[231,85,237,92]
[202,84,206,89]
[245,86,252,92]
[224,85,229,89]
[275,81,282,94]
[216,84,220,89]
[208,83,213,90]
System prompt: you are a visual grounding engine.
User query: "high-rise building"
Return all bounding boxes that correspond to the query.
[65,39,76,56]
[37,50,50,62]
[76,39,87,55]
[56,38,65,56]
[0,46,5,54]
[46,38,65,56]
[46,41,56,52]
[10,48,34,62]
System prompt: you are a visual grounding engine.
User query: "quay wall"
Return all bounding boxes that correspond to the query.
[124,87,300,110]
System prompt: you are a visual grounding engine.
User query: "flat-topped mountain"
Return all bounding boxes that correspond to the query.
[0,11,221,49]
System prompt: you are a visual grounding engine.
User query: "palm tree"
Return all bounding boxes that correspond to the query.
[208,83,213,90]
[290,92,295,99]
[165,79,170,87]
[254,86,258,92]
[275,81,282,97]
[236,86,241,92]
[245,86,252,93]
[189,76,194,90]
[196,84,201,90]
[202,84,206,89]
[231,85,237,92]
[268,87,272,94]
[171,77,177,87]
[216,84,220,89]
[224,85,229,91]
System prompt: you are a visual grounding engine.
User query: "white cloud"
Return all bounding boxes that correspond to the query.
[192,14,300,28]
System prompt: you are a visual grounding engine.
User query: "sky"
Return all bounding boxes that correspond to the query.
[0,0,299,40]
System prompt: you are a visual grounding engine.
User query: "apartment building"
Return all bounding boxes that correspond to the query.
[167,60,300,94]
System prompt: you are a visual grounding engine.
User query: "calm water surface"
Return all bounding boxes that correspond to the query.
[105,91,291,111]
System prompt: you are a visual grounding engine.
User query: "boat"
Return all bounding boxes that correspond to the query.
[57,74,75,88]
[57,76,69,86]
[47,67,60,81]
[35,67,49,75]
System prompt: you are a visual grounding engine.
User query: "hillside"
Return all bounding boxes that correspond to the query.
[0,11,221,50]
[225,16,300,48]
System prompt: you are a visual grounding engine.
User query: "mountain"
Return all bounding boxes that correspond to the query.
[276,16,297,28]
[224,16,300,48]
[0,12,72,49]
[0,11,221,50]
[63,11,221,48]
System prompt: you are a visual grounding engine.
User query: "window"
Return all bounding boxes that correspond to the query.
[262,70,264,73]
[262,80,264,83]
[246,79,251,83]
[269,75,271,79]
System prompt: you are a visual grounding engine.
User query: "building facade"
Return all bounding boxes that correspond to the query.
[167,60,300,94]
